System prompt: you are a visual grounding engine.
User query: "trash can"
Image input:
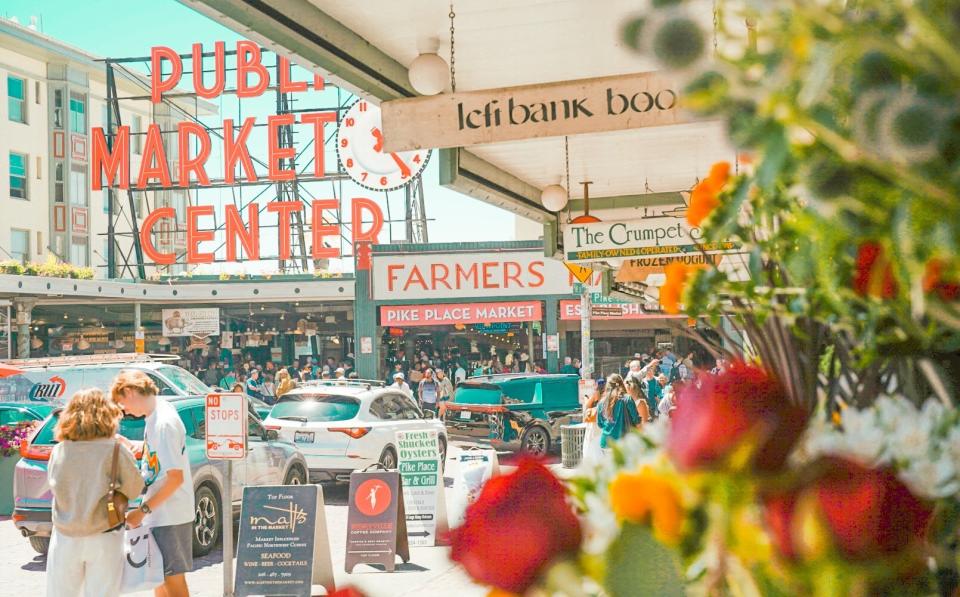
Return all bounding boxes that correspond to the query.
[560,424,586,469]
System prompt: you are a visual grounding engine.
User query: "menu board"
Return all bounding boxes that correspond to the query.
[396,430,448,547]
[344,470,409,573]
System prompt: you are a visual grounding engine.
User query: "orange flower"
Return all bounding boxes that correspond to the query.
[687,161,731,226]
[923,259,960,301]
[660,262,691,314]
[609,468,684,544]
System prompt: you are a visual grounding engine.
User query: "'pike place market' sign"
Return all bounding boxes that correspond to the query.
[381,71,689,152]
[562,216,738,263]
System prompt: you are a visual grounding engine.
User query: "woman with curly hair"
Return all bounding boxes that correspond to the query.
[46,388,143,597]
[596,373,643,449]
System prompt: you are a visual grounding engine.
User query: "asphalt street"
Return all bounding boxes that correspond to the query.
[0,442,522,597]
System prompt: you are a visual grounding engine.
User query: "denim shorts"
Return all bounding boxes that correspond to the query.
[151,522,193,577]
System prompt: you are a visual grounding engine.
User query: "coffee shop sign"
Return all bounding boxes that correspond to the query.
[563,216,737,263]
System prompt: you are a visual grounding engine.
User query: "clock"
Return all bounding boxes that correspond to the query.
[337,99,431,191]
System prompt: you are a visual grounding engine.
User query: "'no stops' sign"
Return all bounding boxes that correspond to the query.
[205,393,246,459]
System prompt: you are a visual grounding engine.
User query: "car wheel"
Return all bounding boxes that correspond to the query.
[193,485,221,557]
[379,447,397,470]
[29,536,49,555]
[284,466,306,485]
[521,426,550,456]
[438,437,448,474]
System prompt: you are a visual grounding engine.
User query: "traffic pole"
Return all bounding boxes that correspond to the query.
[580,287,592,380]
[223,460,234,597]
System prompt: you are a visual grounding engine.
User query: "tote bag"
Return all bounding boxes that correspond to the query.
[120,527,165,594]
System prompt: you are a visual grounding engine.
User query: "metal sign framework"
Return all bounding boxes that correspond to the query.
[100,47,428,280]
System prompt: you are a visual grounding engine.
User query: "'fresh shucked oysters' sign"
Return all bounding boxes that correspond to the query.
[562,216,737,263]
[381,72,687,152]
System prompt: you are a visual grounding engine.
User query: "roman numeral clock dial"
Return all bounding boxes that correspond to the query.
[337,100,431,191]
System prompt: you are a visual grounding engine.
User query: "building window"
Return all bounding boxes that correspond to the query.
[10,229,29,263]
[132,115,143,154]
[9,152,27,199]
[69,164,87,206]
[54,162,64,202]
[69,93,86,134]
[53,89,63,130]
[7,76,25,124]
[70,236,88,267]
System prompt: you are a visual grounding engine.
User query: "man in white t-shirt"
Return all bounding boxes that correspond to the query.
[111,370,194,597]
[391,372,413,397]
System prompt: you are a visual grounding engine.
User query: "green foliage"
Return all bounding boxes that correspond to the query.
[604,524,686,597]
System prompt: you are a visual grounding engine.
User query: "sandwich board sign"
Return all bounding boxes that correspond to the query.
[235,485,335,596]
[450,448,500,528]
[345,469,410,572]
[205,393,246,459]
[396,430,448,547]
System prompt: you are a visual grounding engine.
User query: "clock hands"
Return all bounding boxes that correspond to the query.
[370,127,412,178]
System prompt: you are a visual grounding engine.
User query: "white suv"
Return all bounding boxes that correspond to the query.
[263,380,447,482]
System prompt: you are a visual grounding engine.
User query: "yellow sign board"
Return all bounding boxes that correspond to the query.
[564,262,594,284]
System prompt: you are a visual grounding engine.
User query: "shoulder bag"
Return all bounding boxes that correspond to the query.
[106,441,130,529]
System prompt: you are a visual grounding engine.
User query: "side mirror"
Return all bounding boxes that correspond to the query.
[263,429,279,441]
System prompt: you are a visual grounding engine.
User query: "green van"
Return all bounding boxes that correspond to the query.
[441,373,582,455]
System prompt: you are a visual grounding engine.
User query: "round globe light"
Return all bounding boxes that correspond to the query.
[408,53,448,96]
[541,184,569,212]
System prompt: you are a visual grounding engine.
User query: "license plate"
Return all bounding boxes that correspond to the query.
[458,411,472,421]
[294,431,315,443]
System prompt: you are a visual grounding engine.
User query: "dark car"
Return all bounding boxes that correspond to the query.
[440,374,581,455]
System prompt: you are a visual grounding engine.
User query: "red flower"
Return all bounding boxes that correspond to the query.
[329,588,366,597]
[853,241,898,299]
[763,456,933,563]
[923,259,960,301]
[449,458,581,594]
[667,362,807,474]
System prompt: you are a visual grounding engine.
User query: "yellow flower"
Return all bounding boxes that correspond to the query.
[609,468,684,545]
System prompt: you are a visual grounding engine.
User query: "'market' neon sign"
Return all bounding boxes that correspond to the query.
[91,41,383,265]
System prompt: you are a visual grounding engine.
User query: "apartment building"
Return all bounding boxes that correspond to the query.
[0,17,214,278]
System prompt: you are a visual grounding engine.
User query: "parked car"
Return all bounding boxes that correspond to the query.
[0,402,53,425]
[0,353,211,405]
[263,380,447,483]
[440,373,582,455]
[13,395,308,557]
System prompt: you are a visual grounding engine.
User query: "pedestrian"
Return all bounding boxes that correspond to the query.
[231,381,244,394]
[454,362,467,385]
[658,382,678,418]
[596,374,642,449]
[581,377,605,464]
[275,368,296,397]
[683,352,696,379]
[436,369,454,402]
[45,388,144,597]
[218,367,237,391]
[334,367,345,379]
[560,356,577,375]
[245,368,264,400]
[390,372,412,397]
[625,376,652,423]
[418,368,440,414]
[641,368,663,419]
[202,362,220,387]
[261,373,276,402]
[519,352,533,373]
[300,366,314,382]
[110,371,194,597]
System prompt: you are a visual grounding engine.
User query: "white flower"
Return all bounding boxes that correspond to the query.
[581,492,619,554]
[837,407,891,465]
[887,412,934,463]
[944,427,960,467]
[899,456,960,499]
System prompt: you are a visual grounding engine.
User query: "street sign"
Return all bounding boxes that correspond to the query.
[205,393,246,460]
[235,485,335,597]
[564,262,594,284]
[344,470,410,573]
[396,430,448,547]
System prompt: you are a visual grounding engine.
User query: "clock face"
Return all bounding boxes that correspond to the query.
[337,99,431,191]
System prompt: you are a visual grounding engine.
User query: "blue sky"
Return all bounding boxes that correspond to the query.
[2,0,523,270]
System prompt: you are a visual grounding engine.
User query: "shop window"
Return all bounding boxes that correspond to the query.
[69,93,86,134]
[9,152,27,199]
[10,229,29,263]
[7,76,25,123]
[52,89,63,130]
[69,164,87,206]
[132,115,143,154]
[70,236,88,267]
[54,162,64,202]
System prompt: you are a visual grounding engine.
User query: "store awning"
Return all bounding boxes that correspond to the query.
[178,0,735,223]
